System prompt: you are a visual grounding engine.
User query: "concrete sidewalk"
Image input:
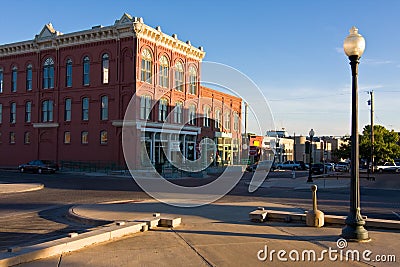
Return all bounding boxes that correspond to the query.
[3,199,398,267]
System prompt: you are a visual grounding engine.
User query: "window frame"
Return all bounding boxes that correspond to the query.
[11,67,17,92]
[66,59,73,87]
[64,98,72,122]
[9,132,16,144]
[189,66,198,95]
[174,101,183,124]
[83,56,90,86]
[158,98,168,122]
[100,95,108,120]
[203,105,211,127]
[140,95,152,120]
[82,97,89,121]
[174,61,184,91]
[100,130,108,145]
[0,103,2,124]
[43,58,55,89]
[102,53,109,84]
[81,131,89,144]
[0,68,3,93]
[140,49,153,83]
[26,64,33,91]
[188,104,196,125]
[25,101,32,123]
[159,55,169,88]
[64,131,71,144]
[41,100,54,122]
[10,102,16,124]
[24,131,31,144]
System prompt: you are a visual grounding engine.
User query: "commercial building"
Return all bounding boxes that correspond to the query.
[0,13,241,169]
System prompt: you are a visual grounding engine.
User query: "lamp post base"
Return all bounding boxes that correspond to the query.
[341,215,370,242]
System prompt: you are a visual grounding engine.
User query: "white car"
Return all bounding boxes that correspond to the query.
[375,162,400,173]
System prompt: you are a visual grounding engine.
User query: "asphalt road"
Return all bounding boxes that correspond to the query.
[0,169,399,251]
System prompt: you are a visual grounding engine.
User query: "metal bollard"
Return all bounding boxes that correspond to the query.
[306,185,324,227]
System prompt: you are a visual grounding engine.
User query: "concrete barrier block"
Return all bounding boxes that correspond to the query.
[134,217,160,229]
[159,217,181,228]
[249,210,268,222]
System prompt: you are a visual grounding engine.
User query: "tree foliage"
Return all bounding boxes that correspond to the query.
[333,125,400,164]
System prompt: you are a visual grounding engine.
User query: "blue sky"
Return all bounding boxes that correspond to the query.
[1,0,399,137]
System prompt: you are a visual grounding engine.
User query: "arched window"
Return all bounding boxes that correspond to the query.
[26,64,32,91]
[189,66,197,94]
[24,132,31,144]
[140,95,152,120]
[102,53,109,84]
[42,100,54,122]
[174,61,184,91]
[83,56,90,86]
[66,59,72,87]
[11,67,17,92]
[203,105,211,127]
[159,55,169,88]
[158,98,168,122]
[188,104,196,125]
[43,58,54,89]
[215,109,221,129]
[140,49,152,83]
[174,101,183,124]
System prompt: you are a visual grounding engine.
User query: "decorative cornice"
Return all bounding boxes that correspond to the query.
[0,13,206,62]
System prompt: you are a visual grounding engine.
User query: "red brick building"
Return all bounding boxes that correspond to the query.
[0,13,242,169]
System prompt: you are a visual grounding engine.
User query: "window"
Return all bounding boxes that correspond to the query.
[66,59,72,87]
[140,49,152,83]
[203,105,211,127]
[102,54,109,84]
[174,61,184,91]
[11,67,17,92]
[43,58,54,89]
[64,131,71,144]
[26,64,32,91]
[189,66,198,94]
[41,100,53,122]
[140,95,152,120]
[0,104,2,124]
[159,55,169,88]
[83,56,90,86]
[100,96,108,120]
[234,112,239,131]
[25,101,32,123]
[9,132,16,144]
[64,98,72,121]
[174,102,183,124]
[10,102,16,123]
[24,132,31,144]
[158,98,168,122]
[215,109,221,128]
[224,112,231,130]
[0,132,2,144]
[82,97,89,121]
[188,104,196,125]
[100,130,108,144]
[81,131,88,144]
[0,68,3,93]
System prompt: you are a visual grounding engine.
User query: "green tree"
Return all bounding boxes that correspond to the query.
[360,125,400,164]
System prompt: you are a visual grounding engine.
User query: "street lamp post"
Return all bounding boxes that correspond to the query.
[307,129,315,183]
[341,26,369,241]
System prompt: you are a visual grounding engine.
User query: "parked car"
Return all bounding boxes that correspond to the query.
[335,162,350,172]
[275,161,301,170]
[19,160,59,174]
[325,163,335,172]
[375,162,400,173]
[311,163,327,175]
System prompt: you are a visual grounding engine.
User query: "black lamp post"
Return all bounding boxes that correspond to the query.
[341,26,370,241]
[307,129,314,183]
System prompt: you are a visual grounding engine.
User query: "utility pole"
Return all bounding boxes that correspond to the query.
[368,90,374,173]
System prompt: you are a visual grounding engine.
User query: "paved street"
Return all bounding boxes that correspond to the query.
[0,169,399,266]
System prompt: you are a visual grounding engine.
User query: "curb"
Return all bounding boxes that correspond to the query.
[249,209,400,230]
[0,183,44,194]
